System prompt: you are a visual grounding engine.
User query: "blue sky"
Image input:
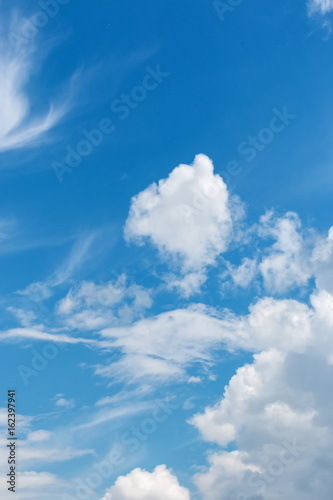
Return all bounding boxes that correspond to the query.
[1,1,333,499]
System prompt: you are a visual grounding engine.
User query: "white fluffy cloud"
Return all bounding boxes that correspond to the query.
[124,156,332,297]
[258,211,313,293]
[189,285,333,499]
[225,211,333,295]
[124,154,244,275]
[191,351,333,499]
[101,465,190,500]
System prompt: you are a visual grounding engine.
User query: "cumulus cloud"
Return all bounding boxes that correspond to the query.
[189,285,333,499]
[191,351,333,499]
[124,154,244,290]
[222,257,258,289]
[0,15,72,153]
[1,144,332,499]
[101,465,190,500]
[224,212,333,295]
[257,211,314,293]
[124,155,332,297]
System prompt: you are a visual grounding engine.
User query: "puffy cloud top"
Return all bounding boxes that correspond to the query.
[101,465,190,500]
[124,154,243,271]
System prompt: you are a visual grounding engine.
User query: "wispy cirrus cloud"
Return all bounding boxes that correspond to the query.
[0,15,75,153]
[308,0,333,15]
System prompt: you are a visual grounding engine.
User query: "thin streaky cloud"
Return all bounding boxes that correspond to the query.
[0,15,76,153]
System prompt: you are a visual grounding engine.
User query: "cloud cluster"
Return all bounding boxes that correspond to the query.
[124,155,333,297]
[2,145,333,499]
[124,154,244,291]
[224,211,333,295]
[189,284,333,499]
[257,211,313,293]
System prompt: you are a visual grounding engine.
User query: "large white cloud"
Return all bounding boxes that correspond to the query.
[189,286,333,499]
[101,465,190,500]
[124,154,244,275]
[191,352,333,499]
